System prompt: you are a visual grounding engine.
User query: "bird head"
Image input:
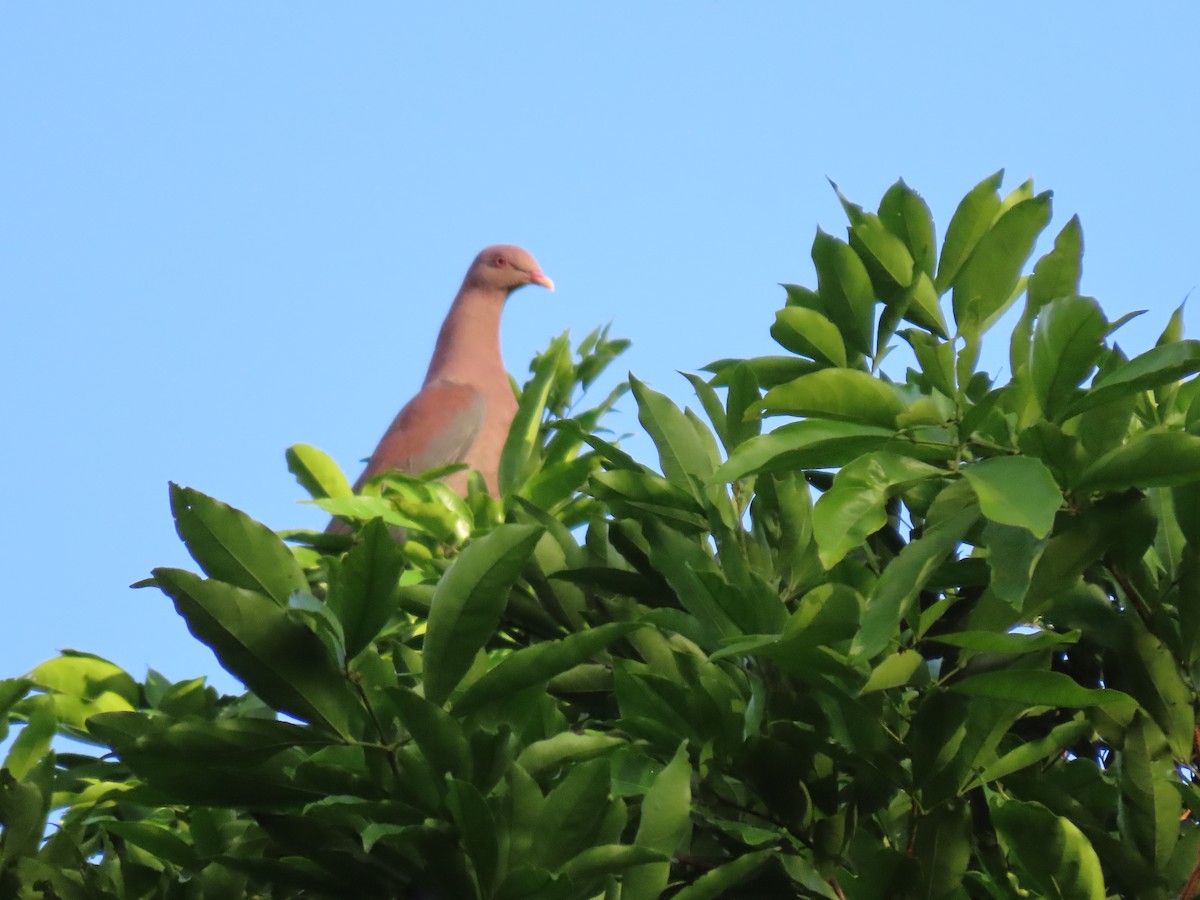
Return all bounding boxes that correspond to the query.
[468,245,555,294]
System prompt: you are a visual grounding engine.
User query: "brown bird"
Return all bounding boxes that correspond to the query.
[349,244,554,498]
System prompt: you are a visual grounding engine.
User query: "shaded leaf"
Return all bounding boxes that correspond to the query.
[152,568,357,735]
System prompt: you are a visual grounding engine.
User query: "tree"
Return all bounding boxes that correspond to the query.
[5,174,1200,898]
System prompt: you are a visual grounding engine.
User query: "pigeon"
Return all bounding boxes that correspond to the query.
[346,244,553,501]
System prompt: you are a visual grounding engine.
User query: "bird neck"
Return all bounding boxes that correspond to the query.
[424,287,509,386]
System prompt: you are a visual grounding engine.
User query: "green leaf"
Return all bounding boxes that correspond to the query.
[975,716,1093,785]
[531,758,615,870]
[991,798,1105,900]
[623,743,692,900]
[630,375,715,493]
[811,229,876,356]
[762,369,904,427]
[1029,295,1108,420]
[981,521,1047,608]
[1116,711,1181,870]
[453,623,638,716]
[1027,215,1083,310]
[725,363,762,449]
[98,820,200,871]
[897,270,949,339]
[27,651,139,707]
[879,178,937,278]
[446,778,500,891]
[681,372,729,450]
[559,845,663,882]
[286,443,353,500]
[953,670,1130,707]
[516,731,626,776]
[853,506,977,659]
[935,170,1004,294]
[929,629,1079,654]
[1114,624,1194,759]
[952,192,1053,339]
[962,456,1061,538]
[0,769,49,864]
[850,213,915,289]
[170,483,308,607]
[913,800,971,898]
[704,354,820,390]
[0,679,32,743]
[501,332,571,496]
[812,452,942,568]
[770,307,847,367]
[423,524,543,705]
[1076,431,1200,492]
[152,567,357,735]
[325,517,406,659]
[713,418,927,483]
[670,850,775,900]
[1061,340,1200,419]
[589,469,706,531]
[900,329,956,398]
[862,649,924,692]
[3,701,55,780]
[385,687,472,780]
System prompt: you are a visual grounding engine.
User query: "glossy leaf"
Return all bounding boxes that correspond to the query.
[152,568,357,735]
[811,229,875,356]
[879,178,937,278]
[770,306,847,367]
[453,623,638,716]
[1029,295,1108,420]
[630,375,714,491]
[325,517,406,659]
[1062,340,1200,418]
[170,483,308,607]
[623,743,692,900]
[713,418,913,482]
[423,524,543,705]
[500,332,571,496]
[286,443,353,500]
[953,192,1052,339]
[854,506,977,659]
[953,671,1130,707]
[935,170,1003,294]
[1076,431,1200,492]
[762,369,904,427]
[812,452,941,568]
[849,212,915,289]
[1027,215,1083,310]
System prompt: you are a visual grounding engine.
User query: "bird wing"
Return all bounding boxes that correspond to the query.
[354,379,486,490]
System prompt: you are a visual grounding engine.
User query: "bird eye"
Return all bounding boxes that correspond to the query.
[495,256,507,267]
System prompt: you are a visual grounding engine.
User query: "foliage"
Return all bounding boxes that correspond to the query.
[6,176,1200,898]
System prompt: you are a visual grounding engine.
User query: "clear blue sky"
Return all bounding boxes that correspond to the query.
[3,4,1198,693]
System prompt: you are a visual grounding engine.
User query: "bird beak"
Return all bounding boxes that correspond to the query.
[529,271,555,292]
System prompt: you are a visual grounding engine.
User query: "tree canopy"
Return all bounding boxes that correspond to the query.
[6,174,1200,898]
